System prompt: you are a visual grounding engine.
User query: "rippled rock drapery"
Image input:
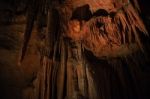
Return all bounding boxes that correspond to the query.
[20,0,149,99]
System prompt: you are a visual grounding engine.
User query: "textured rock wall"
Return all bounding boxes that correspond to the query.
[0,0,150,99]
[0,1,40,99]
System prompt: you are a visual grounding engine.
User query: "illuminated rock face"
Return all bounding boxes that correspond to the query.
[59,0,147,58]
[63,0,114,12]
[0,0,150,99]
[19,0,149,99]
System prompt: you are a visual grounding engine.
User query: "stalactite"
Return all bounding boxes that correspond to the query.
[56,39,66,99]
[20,0,40,62]
[20,0,148,99]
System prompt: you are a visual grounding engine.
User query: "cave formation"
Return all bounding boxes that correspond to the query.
[0,0,150,99]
